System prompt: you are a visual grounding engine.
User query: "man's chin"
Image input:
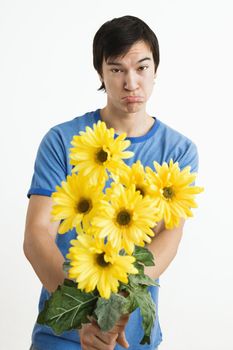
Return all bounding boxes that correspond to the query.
[124,101,144,113]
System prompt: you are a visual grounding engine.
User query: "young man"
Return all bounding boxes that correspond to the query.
[24,15,198,350]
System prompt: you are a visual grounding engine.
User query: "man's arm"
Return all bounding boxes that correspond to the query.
[144,219,185,279]
[23,195,129,349]
[23,195,65,292]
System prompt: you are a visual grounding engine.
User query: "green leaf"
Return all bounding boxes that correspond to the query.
[95,293,129,332]
[125,285,156,345]
[122,291,139,314]
[63,261,71,275]
[128,274,160,288]
[140,333,151,345]
[134,261,145,274]
[134,287,156,345]
[37,284,98,334]
[133,246,155,267]
[63,278,77,288]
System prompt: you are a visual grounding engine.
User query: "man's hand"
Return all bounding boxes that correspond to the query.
[110,314,129,348]
[78,314,129,349]
[79,321,118,350]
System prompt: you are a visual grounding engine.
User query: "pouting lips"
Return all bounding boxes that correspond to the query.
[122,96,144,102]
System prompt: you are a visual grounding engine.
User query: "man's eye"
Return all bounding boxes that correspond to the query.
[138,66,149,71]
[111,68,122,73]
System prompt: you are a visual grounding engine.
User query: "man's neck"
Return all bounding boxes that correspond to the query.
[99,106,155,138]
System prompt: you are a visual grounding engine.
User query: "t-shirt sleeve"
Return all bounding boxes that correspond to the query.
[27,128,67,198]
[176,141,199,173]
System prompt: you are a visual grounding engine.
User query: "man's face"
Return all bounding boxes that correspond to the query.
[101,40,156,114]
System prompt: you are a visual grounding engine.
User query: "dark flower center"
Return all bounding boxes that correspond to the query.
[96,253,110,267]
[117,210,131,225]
[77,198,91,213]
[136,186,145,197]
[96,149,108,163]
[163,187,174,199]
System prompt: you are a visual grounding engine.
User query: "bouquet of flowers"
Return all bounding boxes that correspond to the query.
[37,121,203,344]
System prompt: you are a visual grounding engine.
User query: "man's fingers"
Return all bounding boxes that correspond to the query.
[92,334,116,350]
[81,314,129,349]
[112,314,129,329]
[96,332,118,345]
[81,337,113,350]
[90,319,117,344]
[117,330,129,349]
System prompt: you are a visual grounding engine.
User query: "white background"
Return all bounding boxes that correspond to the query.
[0,1,232,349]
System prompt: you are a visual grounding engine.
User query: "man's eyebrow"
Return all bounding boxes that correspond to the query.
[106,57,152,66]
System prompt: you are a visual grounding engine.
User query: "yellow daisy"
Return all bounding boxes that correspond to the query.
[51,173,104,234]
[113,160,152,198]
[69,121,134,185]
[66,234,138,299]
[145,159,204,229]
[92,183,160,255]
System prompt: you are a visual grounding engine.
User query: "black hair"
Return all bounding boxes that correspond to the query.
[93,15,160,91]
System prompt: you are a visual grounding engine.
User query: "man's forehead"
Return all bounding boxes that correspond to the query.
[105,41,153,66]
[105,56,152,66]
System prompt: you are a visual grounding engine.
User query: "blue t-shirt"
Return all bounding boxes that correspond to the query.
[27,108,198,350]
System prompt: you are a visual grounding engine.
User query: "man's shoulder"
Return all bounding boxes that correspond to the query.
[157,119,194,146]
[37,109,99,151]
[155,118,198,171]
[50,109,98,136]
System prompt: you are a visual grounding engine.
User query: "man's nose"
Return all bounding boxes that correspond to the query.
[123,72,139,91]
